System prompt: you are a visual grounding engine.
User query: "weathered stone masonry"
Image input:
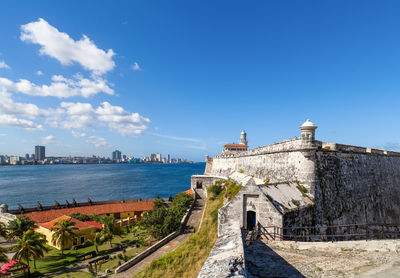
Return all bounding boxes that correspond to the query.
[197,120,400,277]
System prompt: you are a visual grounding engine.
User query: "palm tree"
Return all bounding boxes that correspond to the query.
[100,216,121,248]
[13,229,49,270]
[51,219,78,256]
[93,230,103,253]
[7,216,35,240]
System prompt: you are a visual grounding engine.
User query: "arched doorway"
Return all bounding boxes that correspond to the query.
[196,181,203,189]
[247,210,256,230]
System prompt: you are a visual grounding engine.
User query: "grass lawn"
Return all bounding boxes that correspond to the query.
[29,232,149,276]
[134,188,225,278]
[52,270,93,278]
[97,245,147,272]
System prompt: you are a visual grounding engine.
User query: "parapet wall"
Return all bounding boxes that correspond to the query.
[314,150,400,225]
[207,139,317,194]
[284,149,400,229]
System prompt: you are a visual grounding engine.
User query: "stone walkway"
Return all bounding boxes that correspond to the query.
[245,239,400,278]
[245,240,305,278]
[112,189,206,278]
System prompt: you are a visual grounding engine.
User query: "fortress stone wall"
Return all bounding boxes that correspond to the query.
[206,138,318,195]
[197,120,400,231]
[197,121,400,277]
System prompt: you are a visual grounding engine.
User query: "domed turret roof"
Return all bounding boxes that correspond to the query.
[301,119,316,128]
[241,130,246,134]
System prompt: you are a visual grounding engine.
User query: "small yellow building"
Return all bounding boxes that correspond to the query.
[36,215,101,250]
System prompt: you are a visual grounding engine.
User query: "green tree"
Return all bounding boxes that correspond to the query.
[141,205,168,239]
[7,216,35,240]
[13,229,49,270]
[0,222,7,239]
[51,219,78,256]
[93,230,103,253]
[100,216,121,248]
[0,247,7,263]
[140,193,193,239]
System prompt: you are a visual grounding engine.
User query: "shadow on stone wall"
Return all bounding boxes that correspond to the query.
[244,239,305,278]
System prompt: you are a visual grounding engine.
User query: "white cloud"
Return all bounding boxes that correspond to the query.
[86,135,108,147]
[0,61,10,69]
[42,135,57,144]
[52,101,150,136]
[57,101,96,129]
[0,74,113,98]
[96,102,150,135]
[132,62,141,71]
[71,130,86,138]
[0,133,6,136]
[21,18,115,75]
[0,91,50,119]
[0,88,150,136]
[36,70,43,76]
[0,115,43,130]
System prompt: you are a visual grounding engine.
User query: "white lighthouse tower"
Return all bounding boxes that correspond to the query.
[239,130,248,146]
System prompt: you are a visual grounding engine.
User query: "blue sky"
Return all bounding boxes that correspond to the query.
[1,1,400,161]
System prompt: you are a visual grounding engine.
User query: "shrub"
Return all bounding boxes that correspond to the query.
[225,180,242,201]
[263,177,270,184]
[291,199,300,206]
[140,192,193,240]
[209,184,223,199]
[239,169,244,174]
[83,239,93,247]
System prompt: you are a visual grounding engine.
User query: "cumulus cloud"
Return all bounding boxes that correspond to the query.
[71,130,86,138]
[21,18,115,75]
[0,90,150,134]
[36,70,43,76]
[132,62,141,71]
[48,101,150,135]
[57,101,96,129]
[42,135,57,144]
[86,135,108,147]
[95,102,150,135]
[0,61,10,69]
[0,74,113,98]
[0,91,50,119]
[0,74,114,98]
[0,115,43,130]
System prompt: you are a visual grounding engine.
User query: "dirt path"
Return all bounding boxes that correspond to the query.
[112,189,206,278]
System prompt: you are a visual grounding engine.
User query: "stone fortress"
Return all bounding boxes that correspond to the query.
[193,120,400,277]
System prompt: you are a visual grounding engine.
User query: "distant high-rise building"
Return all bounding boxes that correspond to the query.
[25,153,30,160]
[10,156,21,165]
[35,145,45,161]
[112,150,122,161]
[167,154,170,163]
[150,154,156,162]
[156,153,162,162]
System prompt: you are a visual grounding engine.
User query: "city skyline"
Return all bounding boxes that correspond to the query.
[0,144,194,165]
[1,1,400,161]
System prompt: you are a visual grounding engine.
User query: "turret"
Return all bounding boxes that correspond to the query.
[0,203,8,213]
[300,119,317,145]
[239,130,248,146]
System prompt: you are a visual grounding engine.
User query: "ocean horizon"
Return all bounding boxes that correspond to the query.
[0,163,205,210]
